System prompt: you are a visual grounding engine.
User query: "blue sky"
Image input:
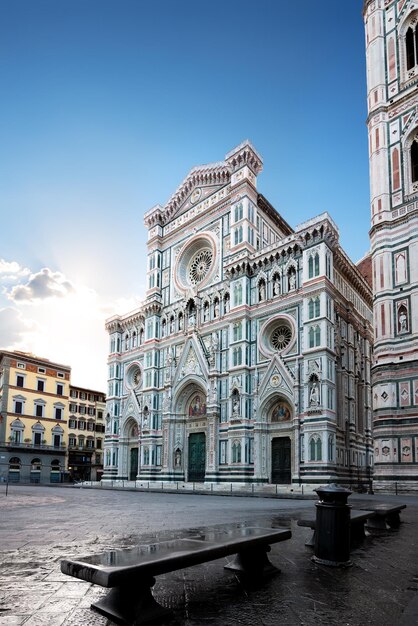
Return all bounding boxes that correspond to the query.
[0,0,368,389]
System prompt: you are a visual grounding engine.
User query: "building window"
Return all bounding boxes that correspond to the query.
[308,297,320,319]
[234,202,243,222]
[233,282,243,306]
[69,435,76,447]
[16,375,25,388]
[234,225,243,245]
[56,383,64,396]
[309,325,321,348]
[37,379,45,392]
[411,139,418,183]
[233,321,242,342]
[69,418,76,428]
[14,400,23,415]
[309,435,322,461]
[79,420,85,430]
[96,439,102,449]
[232,441,241,463]
[232,346,242,367]
[406,24,418,70]
[35,404,44,418]
[308,252,320,279]
[55,407,62,420]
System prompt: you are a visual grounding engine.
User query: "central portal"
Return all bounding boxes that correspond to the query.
[188,432,206,482]
[271,437,291,484]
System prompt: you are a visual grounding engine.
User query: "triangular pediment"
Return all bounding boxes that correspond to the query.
[162,163,231,223]
[258,355,295,400]
[173,334,209,387]
[121,390,142,422]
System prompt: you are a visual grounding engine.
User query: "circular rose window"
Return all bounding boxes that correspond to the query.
[125,363,142,390]
[258,315,296,358]
[189,249,213,285]
[271,325,292,350]
[174,234,216,292]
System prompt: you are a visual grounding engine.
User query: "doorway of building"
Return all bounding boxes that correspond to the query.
[188,432,206,482]
[271,437,291,484]
[130,447,138,481]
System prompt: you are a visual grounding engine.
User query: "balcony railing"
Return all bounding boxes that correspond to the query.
[2,441,66,453]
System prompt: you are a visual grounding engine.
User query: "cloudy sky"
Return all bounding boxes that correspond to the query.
[0,0,368,390]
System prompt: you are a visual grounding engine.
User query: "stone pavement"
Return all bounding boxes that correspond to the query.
[0,485,417,625]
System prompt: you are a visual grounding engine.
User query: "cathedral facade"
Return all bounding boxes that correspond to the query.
[364,0,418,491]
[103,141,373,489]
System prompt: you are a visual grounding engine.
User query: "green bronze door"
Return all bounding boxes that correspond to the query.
[188,433,206,482]
[130,447,138,481]
[271,437,291,484]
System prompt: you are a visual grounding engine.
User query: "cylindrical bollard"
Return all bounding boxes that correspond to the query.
[313,483,352,567]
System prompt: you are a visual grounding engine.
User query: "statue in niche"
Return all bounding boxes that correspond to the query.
[232,395,240,417]
[210,331,219,352]
[288,270,296,291]
[224,295,230,313]
[398,306,408,333]
[259,281,266,302]
[178,314,183,330]
[143,408,149,428]
[273,275,281,296]
[309,381,320,407]
[214,299,220,318]
[174,448,182,468]
[203,304,209,322]
[170,317,174,333]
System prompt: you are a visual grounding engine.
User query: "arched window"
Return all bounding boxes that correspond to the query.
[178,312,184,330]
[224,293,230,313]
[139,328,144,344]
[308,253,320,279]
[232,441,241,463]
[309,436,322,461]
[125,334,129,351]
[328,435,334,462]
[406,26,418,70]
[132,331,137,347]
[411,139,418,183]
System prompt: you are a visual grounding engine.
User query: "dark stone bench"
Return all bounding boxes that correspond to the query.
[61,526,291,625]
[352,503,406,531]
[298,509,375,547]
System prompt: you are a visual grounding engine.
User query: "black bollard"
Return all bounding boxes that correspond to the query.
[312,483,352,567]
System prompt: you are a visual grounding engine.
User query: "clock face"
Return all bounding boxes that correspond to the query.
[190,188,202,204]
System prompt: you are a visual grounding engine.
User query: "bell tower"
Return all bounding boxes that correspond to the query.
[364,0,418,491]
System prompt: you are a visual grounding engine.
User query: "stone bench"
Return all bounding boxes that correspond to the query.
[61,526,291,625]
[298,509,375,547]
[352,503,406,531]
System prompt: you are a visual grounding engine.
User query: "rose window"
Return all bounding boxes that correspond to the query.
[188,249,213,285]
[174,234,216,291]
[271,325,292,350]
[258,315,295,358]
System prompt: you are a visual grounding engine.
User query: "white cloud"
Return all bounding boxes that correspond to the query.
[7,268,75,302]
[0,259,30,281]
[0,307,37,346]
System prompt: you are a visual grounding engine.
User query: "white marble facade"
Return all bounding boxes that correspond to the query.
[103,141,373,488]
[364,0,418,491]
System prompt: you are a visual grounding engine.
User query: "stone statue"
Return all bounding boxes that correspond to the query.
[259,281,266,301]
[174,448,182,467]
[273,276,281,296]
[289,271,296,291]
[309,382,320,407]
[399,308,407,333]
[232,396,240,416]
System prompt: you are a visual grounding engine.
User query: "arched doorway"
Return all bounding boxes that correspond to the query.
[125,421,139,481]
[188,432,206,482]
[187,392,207,481]
[267,397,293,485]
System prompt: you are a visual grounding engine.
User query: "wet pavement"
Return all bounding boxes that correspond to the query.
[0,485,417,625]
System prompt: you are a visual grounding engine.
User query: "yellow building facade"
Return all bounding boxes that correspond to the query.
[0,351,70,483]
